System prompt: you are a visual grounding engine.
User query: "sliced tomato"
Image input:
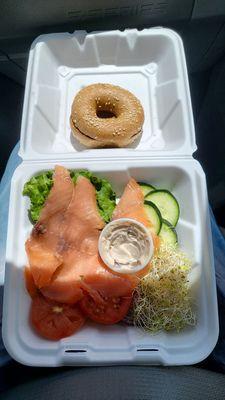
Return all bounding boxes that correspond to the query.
[79,294,132,325]
[30,293,85,340]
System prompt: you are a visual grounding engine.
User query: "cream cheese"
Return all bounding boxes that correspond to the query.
[99,218,154,274]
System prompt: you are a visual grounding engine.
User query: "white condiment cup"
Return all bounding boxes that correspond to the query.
[98,218,154,274]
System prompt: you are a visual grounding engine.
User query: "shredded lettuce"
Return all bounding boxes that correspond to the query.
[23,169,116,224]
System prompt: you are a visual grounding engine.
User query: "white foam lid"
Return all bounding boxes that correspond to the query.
[19,28,196,161]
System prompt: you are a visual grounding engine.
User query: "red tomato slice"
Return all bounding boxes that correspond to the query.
[30,293,85,340]
[79,295,132,325]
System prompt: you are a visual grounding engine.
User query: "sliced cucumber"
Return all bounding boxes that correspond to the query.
[144,201,162,235]
[145,190,180,226]
[139,182,156,197]
[159,219,178,246]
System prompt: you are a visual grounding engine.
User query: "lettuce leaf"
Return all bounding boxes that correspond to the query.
[23,171,53,223]
[23,169,116,223]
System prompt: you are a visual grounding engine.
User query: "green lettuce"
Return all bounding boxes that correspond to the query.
[23,171,53,223]
[23,169,116,224]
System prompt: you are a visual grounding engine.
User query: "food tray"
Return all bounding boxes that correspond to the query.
[2,28,218,367]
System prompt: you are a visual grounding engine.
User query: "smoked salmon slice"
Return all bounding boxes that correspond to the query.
[25,166,74,288]
[113,178,144,220]
[26,173,158,307]
[112,178,148,225]
[56,175,105,254]
[67,175,105,230]
[25,241,63,288]
[112,177,160,253]
[41,175,105,303]
[24,266,38,298]
[41,251,137,304]
[39,165,74,222]
[41,176,136,304]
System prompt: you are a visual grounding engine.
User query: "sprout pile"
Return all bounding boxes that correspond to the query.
[132,243,196,333]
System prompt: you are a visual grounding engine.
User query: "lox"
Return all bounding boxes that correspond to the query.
[25,166,157,336]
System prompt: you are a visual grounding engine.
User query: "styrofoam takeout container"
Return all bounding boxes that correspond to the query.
[2,28,218,366]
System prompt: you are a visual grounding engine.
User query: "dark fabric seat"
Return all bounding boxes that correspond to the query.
[2,365,225,400]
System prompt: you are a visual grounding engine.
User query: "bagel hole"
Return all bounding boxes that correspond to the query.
[96,109,116,119]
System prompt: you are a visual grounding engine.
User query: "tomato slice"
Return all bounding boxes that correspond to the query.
[79,295,132,325]
[30,293,85,340]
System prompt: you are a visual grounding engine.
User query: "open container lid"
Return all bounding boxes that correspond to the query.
[19,28,196,161]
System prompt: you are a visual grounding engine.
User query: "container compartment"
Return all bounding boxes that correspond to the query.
[3,159,218,366]
[19,29,196,160]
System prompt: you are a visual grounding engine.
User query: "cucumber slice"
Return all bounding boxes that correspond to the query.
[144,201,162,235]
[145,190,180,226]
[139,182,156,197]
[159,219,178,246]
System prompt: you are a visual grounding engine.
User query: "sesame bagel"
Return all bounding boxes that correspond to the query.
[70,83,144,148]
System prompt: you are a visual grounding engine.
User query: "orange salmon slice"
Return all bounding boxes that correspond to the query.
[25,165,74,288]
[41,176,136,304]
[26,173,159,306]
[24,266,38,298]
[42,251,138,304]
[113,177,160,253]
